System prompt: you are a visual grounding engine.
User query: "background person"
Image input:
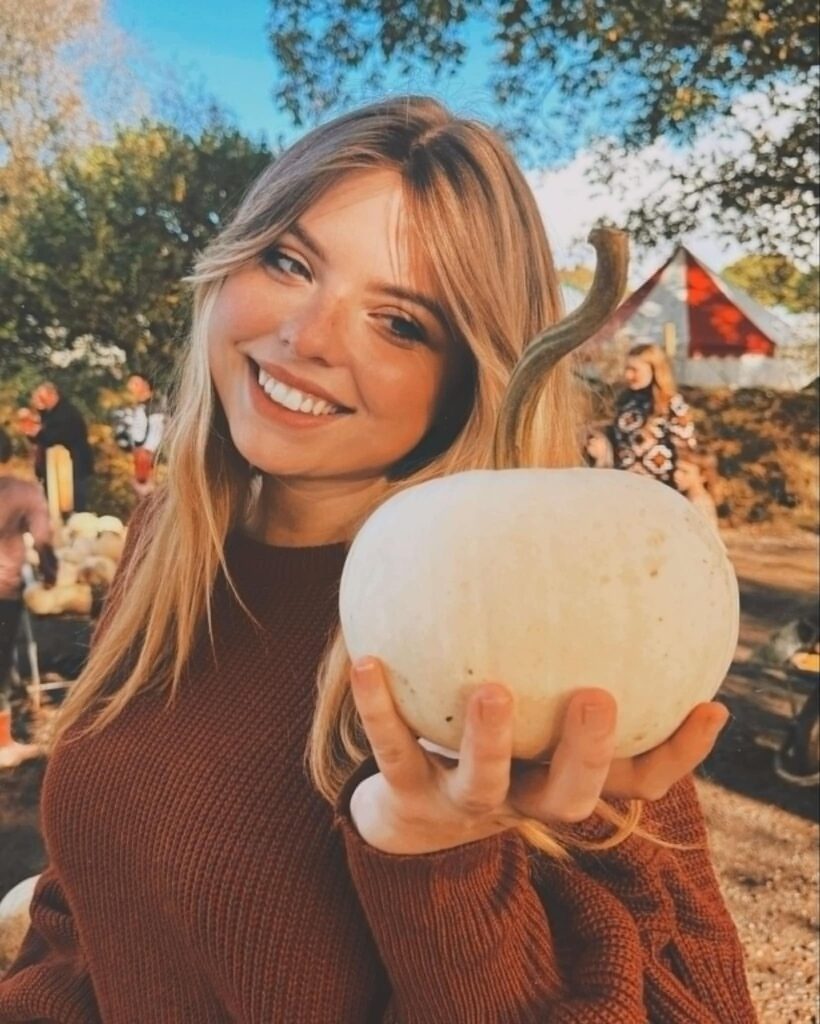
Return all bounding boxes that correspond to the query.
[113,374,166,497]
[0,428,57,769]
[20,382,94,512]
[0,97,754,1023]
[611,342,699,488]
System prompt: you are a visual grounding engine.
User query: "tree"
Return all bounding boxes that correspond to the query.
[722,254,819,313]
[0,0,138,227]
[0,120,272,384]
[266,0,819,260]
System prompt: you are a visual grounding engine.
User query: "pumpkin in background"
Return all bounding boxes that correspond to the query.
[339,228,739,760]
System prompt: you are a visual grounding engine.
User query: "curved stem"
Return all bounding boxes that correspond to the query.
[492,227,629,468]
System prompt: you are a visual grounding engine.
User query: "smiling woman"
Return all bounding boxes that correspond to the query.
[0,96,756,1023]
[207,169,466,523]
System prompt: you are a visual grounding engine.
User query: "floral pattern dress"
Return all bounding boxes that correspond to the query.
[612,389,697,488]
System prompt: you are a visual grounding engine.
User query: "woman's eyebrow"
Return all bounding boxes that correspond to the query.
[372,283,447,328]
[288,222,327,261]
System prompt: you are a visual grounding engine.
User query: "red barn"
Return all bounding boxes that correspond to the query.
[579,246,809,389]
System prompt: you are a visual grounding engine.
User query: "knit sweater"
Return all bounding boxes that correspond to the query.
[0,511,757,1023]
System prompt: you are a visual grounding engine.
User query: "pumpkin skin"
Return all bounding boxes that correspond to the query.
[339,468,739,760]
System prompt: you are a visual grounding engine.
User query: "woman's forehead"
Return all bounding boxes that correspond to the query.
[300,168,437,293]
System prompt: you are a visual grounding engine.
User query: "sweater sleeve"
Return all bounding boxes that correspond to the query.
[0,868,101,1022]
[0,499,158,1018]
[337,767,756,1024]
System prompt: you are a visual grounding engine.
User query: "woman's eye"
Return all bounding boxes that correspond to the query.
[387,315,426,344]
[261,248,311,280]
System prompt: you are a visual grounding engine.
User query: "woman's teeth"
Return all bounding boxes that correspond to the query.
[256,367,340,416]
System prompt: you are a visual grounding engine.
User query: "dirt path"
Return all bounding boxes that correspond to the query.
[700,531,819,1024]
[1,530,818,1021]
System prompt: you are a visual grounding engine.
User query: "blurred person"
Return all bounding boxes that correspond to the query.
[0,97,754,1022]
[21,382,94,512]
[0,428,57,768]
[674,459,720,532]
[13,409,45,481]
[583,425,614,468]
[113,374,166,497]
[611,343,699,489]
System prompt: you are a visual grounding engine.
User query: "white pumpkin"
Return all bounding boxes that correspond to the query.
[77,555,118,588]
[0,875,39,970]
[55,560,80,587]
[93,532,125,562]
[24,582,93,616]
[339,468,739,760]
[96,514,125,537]
[66,512,99,541]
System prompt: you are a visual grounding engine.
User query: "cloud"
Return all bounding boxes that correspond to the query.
[528,81,816,284]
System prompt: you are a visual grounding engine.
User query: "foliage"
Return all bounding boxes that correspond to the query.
[266,0,819,259]
[0,0,140,233]
[722,254,819,313]
[0,120,272,385]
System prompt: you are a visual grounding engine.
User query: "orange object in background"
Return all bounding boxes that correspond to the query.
[133,447,154,485]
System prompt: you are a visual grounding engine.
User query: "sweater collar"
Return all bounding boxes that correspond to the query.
[225,530,348,588]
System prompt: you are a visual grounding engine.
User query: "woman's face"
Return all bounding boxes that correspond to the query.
[208,169,463,482]
[624,356,653,390]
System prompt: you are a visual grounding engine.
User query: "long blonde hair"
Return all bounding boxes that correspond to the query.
[627,342,678,415]
[55,96,642,856]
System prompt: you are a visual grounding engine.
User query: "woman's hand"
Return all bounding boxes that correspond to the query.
[348,657,729,855]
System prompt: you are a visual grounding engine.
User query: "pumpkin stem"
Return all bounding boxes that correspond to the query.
[492,227,629,468]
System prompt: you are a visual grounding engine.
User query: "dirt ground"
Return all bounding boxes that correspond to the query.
[0,529,818,1022]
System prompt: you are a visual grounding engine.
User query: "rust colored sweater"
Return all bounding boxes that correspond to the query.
[0,513,757,1023]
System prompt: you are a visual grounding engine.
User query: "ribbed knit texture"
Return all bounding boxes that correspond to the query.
[0,512,758,1023]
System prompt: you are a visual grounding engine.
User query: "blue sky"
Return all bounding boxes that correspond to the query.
[108,0,753,275]
[111,0,289,142]
[111,0,504,149]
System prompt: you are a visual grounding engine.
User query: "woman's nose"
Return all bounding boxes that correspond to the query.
[283,294,349,364]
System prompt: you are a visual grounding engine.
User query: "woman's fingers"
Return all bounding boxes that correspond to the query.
[512,689,617,823]
[350,658,431,792]
[604,701,729,800]
[447,684,514,814]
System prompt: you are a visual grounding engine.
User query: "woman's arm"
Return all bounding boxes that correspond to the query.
[338,659,754,1023]
[339,796,640,1023]
[0,869,101,1022]
[0,499,157,1016]
[339,772,757,1024]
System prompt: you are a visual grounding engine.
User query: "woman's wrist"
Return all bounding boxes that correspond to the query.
[349,773,506,856]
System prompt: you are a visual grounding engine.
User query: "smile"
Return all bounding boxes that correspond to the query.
[256,366,342,417]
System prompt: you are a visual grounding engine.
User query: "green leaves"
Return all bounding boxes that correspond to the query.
[266,0,818,258]
[0,120,272,385]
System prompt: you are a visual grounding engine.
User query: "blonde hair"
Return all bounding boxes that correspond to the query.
[627,342,678,415]
[55,96,644,857]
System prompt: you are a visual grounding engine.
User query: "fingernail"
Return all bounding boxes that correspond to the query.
[479,692,511,725]
[704,707,730,734]
[582,703,610,729]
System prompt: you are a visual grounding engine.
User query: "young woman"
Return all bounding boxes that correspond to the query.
[611,342,700,487]
[0,97,756,1023]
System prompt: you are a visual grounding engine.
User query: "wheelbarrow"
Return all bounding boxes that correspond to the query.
[750,616,819,786]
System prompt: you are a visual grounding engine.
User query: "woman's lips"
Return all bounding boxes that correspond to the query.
[249,358,354,413]
[246,360,351,428]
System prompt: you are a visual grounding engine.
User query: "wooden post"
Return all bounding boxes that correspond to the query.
[45,445,74,522]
